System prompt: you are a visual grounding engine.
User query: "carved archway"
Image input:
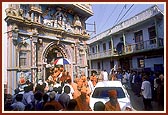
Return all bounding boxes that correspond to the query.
[42,42,67,64]
[41,42,69,80]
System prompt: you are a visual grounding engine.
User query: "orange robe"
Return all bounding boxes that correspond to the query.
[44,100,63,111]
[75,95,91,111]
[71,83,81,99]
[105,101,121,111]
[53,71,61,82]
[90,75,97,87]
[77,79,83,89]
[81,75,88,87]
[60,74,67,83]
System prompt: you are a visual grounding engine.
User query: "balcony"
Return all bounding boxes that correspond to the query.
[88,38,164,60]
[88,49,114,60]
[87,5,162,44]
[125,38,164,54]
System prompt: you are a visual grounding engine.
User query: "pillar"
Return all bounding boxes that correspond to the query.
[111,36,114,54]
[123,32,126,53]
[31,12,34,22]
[31,34,38,84]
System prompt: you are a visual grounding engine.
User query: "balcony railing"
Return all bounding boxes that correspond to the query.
[88,38,164,60]
[125,38,164,53]
[87,5,162,44]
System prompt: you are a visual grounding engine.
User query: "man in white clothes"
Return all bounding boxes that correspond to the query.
[141,75,152,111]
[103,70,108,81]
[87,77,94,93]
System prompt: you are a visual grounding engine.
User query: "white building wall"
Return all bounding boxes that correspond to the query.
[144,56,163,71]
[131,56,163,71]
[112,22,154,47]
[102,59,111,73]
[113,36,121,48]
[157,18,164,38]
[125,32,134,44]
[91,59,112,73]
[127,23,156,43]
[91,60,99,69]
[132,56,142,69]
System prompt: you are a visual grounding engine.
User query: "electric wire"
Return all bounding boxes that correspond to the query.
[100,4,118,33]
[116,4,134,25]
[123,4,137,21]
[113,4,126,26]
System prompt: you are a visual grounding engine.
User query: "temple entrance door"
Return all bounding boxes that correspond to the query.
[44,45,66,81]
[46,47,63,65]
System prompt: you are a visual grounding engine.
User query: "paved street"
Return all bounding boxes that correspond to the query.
[127,89,161,111]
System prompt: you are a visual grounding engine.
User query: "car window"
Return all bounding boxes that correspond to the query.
[92,87,125,98]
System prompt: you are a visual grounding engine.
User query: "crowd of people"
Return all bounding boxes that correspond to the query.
[4,65,164,111]
[109,68,164,111]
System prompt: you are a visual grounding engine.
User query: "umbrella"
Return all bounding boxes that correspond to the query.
[54,58,71,65]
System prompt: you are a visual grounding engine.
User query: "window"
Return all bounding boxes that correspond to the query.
[134,30,144,50]
[109,41,112,49]
[137,58,144,68]
[97,44,100,52]
[148,26,156,44]
[134,30,143,43]
[92,47,95,53]
[98,62,100,70]
[103,43,106,51]
[19,51,27,67]
[92,87,125,98]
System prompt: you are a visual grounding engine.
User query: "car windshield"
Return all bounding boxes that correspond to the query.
[92,87,125,98]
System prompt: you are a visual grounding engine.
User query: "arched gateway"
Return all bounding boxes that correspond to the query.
[41,41,73,81]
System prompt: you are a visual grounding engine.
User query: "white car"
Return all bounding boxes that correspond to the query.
[90,80,135,111]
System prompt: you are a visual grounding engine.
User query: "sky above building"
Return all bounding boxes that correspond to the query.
[85,3,165,38]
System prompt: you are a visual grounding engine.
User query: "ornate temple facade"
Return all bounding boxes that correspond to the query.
[4,3,93,94]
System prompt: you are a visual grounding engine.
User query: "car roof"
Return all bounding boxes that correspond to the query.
[95,81,123,88]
